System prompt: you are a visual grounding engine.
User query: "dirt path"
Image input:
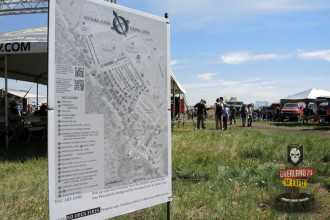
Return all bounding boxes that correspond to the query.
[231,123,330,137]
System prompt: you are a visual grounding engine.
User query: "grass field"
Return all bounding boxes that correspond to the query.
[0,121,329,219]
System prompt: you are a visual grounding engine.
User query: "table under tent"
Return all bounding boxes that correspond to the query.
[0,25,187,148]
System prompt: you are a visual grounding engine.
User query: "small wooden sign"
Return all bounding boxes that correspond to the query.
[279,168,315,179]
[282,178,307,187]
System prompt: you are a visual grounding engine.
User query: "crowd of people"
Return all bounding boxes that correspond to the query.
[0,100,47,117]
[0,100,48,135]
[191,97,254,130]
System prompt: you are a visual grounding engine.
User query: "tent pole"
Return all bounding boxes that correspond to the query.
[5,54,9,150]
[37,82,39,111]
[178,91,181,128]
[182,94,186,129]
[316,101,321,125]
[172,80,175,132]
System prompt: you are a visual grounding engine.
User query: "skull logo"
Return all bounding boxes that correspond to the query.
[290,148,300,163]
[287,145,303,166]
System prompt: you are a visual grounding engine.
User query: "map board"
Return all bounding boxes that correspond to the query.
[48,0,171,219]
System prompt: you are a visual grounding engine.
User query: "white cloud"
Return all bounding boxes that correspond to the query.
[298,50,330,61]
[171,59,187,65]
[197,73,216,80]
[239,0,328,12]
[182,76,330,105]
[155,0,330,29]
[164,0,328,15]
[220,51,291,64]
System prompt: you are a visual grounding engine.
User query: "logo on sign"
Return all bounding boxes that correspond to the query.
[112,11,129,36]
[287,145,303,167]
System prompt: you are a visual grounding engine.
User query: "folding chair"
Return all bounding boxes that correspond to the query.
[0,117,19,142]
[24,116,46,144]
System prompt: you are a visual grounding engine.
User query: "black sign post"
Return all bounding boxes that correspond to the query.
[287,145,303,199]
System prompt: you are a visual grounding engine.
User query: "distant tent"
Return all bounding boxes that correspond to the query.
[280,88,330,104]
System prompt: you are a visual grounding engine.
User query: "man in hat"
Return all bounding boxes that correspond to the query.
[194,99,206,129]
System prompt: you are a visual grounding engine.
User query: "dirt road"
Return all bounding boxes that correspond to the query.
[231,123,330,137]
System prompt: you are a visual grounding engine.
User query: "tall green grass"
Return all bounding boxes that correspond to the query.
[0,142,48,220]
[168,126,329,219]
[0,123,329,219]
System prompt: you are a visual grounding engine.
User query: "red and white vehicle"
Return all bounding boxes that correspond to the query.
[280,103,306,121]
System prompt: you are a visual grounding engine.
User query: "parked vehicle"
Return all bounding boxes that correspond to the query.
[258,106,274,119]
[280,103,306,121]
[318,103,328,116]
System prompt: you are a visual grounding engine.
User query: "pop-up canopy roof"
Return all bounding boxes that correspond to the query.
[280,88,330,104]
[170,70,186,95]
[0,25,48,84]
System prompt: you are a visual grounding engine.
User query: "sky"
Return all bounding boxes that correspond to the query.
[1,0,330,106]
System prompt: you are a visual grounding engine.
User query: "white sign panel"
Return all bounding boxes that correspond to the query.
[48,0,171,219]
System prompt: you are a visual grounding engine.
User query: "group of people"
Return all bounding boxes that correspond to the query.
[193,97,253,130]
[0,101,40,117]
[0,99,48,140]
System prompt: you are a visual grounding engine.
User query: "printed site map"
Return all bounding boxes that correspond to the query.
[54,0,169,190]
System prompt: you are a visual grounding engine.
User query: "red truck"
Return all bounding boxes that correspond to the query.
[280,103,306,121]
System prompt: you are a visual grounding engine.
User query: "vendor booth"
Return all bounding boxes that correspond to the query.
[280,88,330,123]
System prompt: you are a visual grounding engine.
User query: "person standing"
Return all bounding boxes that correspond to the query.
[247,104,253,127]
[203,100,208,120]
[194,99,206,129]
[241,104,247,127]
[27,104,34,114]
[213,98,221,130]
[219,97,224,130]
[223,104,229,130]
[17,103,21,116]
[229,105,236,125]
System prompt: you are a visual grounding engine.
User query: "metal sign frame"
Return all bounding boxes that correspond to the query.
[0,0,48,16]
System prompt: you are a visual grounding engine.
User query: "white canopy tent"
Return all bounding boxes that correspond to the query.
[170,70,186,130]
[0,26,47,149]
[280,88,330,104]
[280,88,330,122]
[0,26,48,84]
[170,70,186,95]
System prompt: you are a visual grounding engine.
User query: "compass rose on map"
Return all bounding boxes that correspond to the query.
[112,11,129,36]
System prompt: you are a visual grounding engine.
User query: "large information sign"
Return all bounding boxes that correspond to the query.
[48,0,171,219]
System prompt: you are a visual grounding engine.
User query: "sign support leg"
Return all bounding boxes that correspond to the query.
[167,201,170,220]
[290,187,299,198]
[4,54,9,150]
